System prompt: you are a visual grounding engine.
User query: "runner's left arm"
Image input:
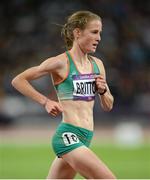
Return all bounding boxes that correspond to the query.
[95,59,114,111]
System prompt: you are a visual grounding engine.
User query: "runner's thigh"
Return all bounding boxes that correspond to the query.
[47,157,76,179]
[62,146,116,179]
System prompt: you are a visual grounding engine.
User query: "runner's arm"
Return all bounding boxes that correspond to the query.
[11,57,63,115]
[95,59,114,111]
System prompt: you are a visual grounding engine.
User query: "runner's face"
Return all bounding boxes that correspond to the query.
[78,20,102,53]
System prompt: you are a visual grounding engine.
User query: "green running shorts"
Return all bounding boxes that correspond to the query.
[52,122,93,157]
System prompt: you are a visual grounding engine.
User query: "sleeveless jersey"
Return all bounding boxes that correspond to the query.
[54,51,100,101]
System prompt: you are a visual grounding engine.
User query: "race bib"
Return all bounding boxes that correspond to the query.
[72,74,96,100]
[62,132,80,146]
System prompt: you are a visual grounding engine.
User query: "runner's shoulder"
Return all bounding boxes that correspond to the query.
[90,55,104,67]
[39,52,67,71]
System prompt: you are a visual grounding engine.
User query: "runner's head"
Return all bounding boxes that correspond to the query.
[61,11,102,52]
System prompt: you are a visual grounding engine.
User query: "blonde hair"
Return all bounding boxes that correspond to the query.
[61,10,101,50]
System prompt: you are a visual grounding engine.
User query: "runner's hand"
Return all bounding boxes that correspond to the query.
[95,75,107,94]
[44,99,63,116]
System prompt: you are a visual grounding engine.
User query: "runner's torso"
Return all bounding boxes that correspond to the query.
[52,51,100,130]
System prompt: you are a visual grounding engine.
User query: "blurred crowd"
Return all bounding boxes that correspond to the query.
[0,0,150,125]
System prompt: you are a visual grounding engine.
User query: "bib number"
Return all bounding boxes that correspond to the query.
[72,74,96,100]
[62,132,79,146]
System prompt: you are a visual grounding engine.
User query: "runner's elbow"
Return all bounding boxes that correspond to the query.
[11,76,18,88]
[11,75,23,88]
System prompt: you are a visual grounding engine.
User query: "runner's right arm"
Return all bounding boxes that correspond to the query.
[11,57,63,116]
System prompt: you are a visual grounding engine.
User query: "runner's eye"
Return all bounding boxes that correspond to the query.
[91,30,99,34]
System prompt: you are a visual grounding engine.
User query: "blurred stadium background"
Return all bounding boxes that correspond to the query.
[0,0,150,179]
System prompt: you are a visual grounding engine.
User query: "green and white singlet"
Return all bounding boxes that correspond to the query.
[54,51,100,101]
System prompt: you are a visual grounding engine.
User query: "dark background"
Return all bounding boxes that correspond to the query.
[0,0,150,127]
